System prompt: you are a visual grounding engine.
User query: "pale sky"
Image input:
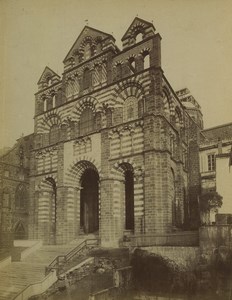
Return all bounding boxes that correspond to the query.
[0,0,232,148]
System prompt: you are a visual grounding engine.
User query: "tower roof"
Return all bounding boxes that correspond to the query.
[122,17,156,41]
[37,66,60,84]
[63,26,115,63]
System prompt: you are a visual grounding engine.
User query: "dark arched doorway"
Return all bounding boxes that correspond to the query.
[125,170,134,230]
[45,178,57,244]
[80,169,99,233]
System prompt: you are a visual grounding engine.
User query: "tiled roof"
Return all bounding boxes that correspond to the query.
[202,122,232,141]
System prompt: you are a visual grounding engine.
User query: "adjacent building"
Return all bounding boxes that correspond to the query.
[200,123,232,223]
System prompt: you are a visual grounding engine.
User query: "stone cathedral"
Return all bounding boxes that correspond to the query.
[0,18,203,247]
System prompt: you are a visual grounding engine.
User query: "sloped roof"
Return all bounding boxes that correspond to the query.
[122,17,155,41]
[37,66,60,84]
[63,26,114,63]
[202,122,232,141]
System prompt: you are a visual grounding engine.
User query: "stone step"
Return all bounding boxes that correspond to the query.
[0,240,85,300]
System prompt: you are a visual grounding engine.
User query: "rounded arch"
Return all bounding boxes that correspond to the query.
[114,62,123,80]
[129,24,146,44]
[95,36,103,53]
[114,79,146,109]
[140,48,151,70]
[80,167,100,233]
[49,124,60,144]
[65,158,102,187]
[83,67,92,89]
[40,111,62,133]
[65,77,74,99]
[128,55,136,71]
[175,106,183,128]
[79,107,95,135]
[71,96,103,123]
[40,70,54,86]
[39,174,58,190]
[123,96,139,122]
[79,36,96,59]
[111,160,137,231]
[111,159,137,180]
[163,89,171,117]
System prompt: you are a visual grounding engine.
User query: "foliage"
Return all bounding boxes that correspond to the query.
[199,191,223,212]
[131,249,197,295]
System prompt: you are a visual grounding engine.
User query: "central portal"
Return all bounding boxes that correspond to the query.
[80,169,99,234]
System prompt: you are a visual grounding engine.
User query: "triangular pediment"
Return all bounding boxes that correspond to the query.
[63,26,115,63]
[122,17,156,41]
[37,66,60,84]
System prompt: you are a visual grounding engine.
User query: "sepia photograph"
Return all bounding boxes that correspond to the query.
[0,0,232,299]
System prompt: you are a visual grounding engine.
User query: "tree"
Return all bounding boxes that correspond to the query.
[199,191,223,225]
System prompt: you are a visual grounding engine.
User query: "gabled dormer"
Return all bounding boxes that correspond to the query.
[63,26,118,71]
[122,17,156,49]
[37,66,61,91]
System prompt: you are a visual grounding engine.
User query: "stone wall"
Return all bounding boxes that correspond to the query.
[143,246,200,270]
[199,225,232,260]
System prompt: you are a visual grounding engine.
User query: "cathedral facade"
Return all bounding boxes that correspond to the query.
[1,18,203,247]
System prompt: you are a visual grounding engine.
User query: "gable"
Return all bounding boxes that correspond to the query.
[37,66,60,84]
[122,17,156,41]
[63,26,115,63]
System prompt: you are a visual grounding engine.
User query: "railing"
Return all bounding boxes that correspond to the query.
[13,270,57,300]
[45,238,99,276]
[89,287,116,300]
[89,266,132,300]
[121,231,199,247]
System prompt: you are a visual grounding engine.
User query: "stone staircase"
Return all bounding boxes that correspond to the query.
[0,243,81,300]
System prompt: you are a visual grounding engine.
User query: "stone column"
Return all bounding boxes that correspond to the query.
[134,170,145,234]
[100,177,124,247]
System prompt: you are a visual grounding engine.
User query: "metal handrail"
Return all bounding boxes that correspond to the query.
[45,238,99,276]
[121,231,199,247]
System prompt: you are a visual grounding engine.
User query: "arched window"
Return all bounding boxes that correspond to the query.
[96,65,103,84]
[43,98,47,112]
[143,52,150,69]
[49,124,59,144]
[115,63,122,80]
[47,77,52,86]
[80,108,94,135]
[52,94,56,108]
[170,134,174,156]
[135,32,143,43]
[15,184,27,208]
[175,108,182,128]
[84,43,92,60]
[69,57,75,67]
[2,189,10,209]
[106,108,113,127]
[128,57,136,73]
[83,68,91,89]
[66,78,73,99]
[163,92,171,117]
[125,170,134,230]
[96,41,102,53]
[123,97,138,122]
[170,169,177,227]
[138,99,144,117]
